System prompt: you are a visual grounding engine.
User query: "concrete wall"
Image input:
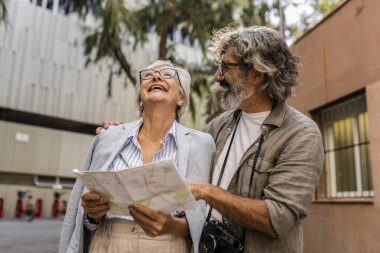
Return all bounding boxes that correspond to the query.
[289,0,380,251]
[0,120,93,177]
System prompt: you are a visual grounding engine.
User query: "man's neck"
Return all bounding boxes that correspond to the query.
[239,93,273,113]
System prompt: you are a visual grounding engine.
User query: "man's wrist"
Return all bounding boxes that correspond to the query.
[87,215,103,224]
[84,215,103,231]
[198,183,211,201]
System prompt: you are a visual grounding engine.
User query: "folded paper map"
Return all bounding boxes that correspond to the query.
[73,160,197,216]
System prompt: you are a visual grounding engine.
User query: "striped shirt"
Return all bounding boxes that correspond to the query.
[108,119,178,170]
[84,119,179,231]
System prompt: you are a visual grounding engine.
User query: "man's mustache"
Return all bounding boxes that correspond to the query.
[219,80,231,89]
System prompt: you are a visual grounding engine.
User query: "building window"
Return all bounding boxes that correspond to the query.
[313,91,373,199]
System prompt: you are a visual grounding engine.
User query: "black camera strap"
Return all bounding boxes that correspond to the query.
[206,112,241,222]
[239,133,264,243]
[248,134,264,196]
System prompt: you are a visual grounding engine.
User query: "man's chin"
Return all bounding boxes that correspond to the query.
[221,94,240,111]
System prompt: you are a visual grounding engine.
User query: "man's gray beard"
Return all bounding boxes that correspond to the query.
[220,81,255,110]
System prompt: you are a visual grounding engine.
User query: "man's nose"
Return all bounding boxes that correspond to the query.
[214,69,224,82]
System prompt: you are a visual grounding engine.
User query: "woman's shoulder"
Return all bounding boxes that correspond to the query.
[178,123,211,138]
[179,125,215,148]
[94,120,139,144]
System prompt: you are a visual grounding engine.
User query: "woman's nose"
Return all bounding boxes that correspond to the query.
[152,72,162,80]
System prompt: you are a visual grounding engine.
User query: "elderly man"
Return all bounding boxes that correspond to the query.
[186,26,324,253]
[99,26,324,253]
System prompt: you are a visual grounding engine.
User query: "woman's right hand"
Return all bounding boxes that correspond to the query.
[95,120,123,135]
[81,192,110,223]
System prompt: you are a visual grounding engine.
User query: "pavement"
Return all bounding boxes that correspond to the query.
[0,219,63,253]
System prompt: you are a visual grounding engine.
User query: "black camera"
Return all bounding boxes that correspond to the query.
[199,220,244,253]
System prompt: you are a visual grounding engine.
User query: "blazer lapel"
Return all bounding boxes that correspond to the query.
[176,122,191,178]
[101,121,139,170]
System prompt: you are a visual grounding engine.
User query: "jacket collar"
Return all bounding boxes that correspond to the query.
[263,102,287,128]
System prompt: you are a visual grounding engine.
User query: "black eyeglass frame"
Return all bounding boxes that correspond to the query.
[218,60,246,76]
[139,67,182,85]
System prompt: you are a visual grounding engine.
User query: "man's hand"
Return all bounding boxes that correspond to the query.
[95,120,123,135]
[129,204,189,237]
[185,179,210,200]
[81,192,110,223]
[187,179,276,237]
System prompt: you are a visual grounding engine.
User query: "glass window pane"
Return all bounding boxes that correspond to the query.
[358,112,369,143]
[360,144,373,192]
[335,147,356,192]
[343,118,354,146]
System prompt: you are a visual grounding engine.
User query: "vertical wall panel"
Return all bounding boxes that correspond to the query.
[57,131,93,177]
[0,121,7,170]
[0,50,14,107]
[0,24,6,49]
[6,49,22,109]
[33,128,60,176]
[5,123,37,174]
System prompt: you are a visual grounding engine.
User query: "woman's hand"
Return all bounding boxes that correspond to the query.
[129,204,189,237]
[95,120,124,135]
[81,192,110,223]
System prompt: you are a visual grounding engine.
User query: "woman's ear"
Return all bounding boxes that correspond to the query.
[177,97,185,107]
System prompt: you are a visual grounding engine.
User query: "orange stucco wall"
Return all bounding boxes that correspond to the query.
[288,0,380,252]
[289,0,380,116]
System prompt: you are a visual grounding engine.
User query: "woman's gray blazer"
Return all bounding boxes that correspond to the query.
[59,120,215,253]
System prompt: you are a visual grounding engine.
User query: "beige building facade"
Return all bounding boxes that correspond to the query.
[289,0,380,252]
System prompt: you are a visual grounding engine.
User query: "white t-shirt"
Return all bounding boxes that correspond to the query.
[210,111,270,221]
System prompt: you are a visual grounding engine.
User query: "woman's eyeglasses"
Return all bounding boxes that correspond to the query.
[139,68,178,80]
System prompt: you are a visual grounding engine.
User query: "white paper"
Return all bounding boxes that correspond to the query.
[74,160,197,216]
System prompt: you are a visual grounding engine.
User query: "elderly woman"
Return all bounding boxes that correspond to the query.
[59,60,215,253]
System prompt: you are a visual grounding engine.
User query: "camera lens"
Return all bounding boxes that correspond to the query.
[199,234,221,253]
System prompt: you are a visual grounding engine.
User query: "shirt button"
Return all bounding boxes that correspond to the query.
[132,226,137,234]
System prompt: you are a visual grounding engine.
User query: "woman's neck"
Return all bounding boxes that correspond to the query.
[141,108,176,139]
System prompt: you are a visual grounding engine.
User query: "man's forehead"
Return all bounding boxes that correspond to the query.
[222,46,239,62]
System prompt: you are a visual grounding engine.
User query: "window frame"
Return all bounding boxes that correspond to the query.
[312,90,373,201]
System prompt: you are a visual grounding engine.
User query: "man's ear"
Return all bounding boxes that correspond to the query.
[253,72,264,85]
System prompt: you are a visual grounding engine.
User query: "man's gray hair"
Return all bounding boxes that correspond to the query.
[208,26,299,104]
[136,60,191,121]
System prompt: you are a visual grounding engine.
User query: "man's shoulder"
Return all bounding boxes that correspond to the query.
[204,110,236,134]
[285,106,320,132]
[208,110,236,124]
